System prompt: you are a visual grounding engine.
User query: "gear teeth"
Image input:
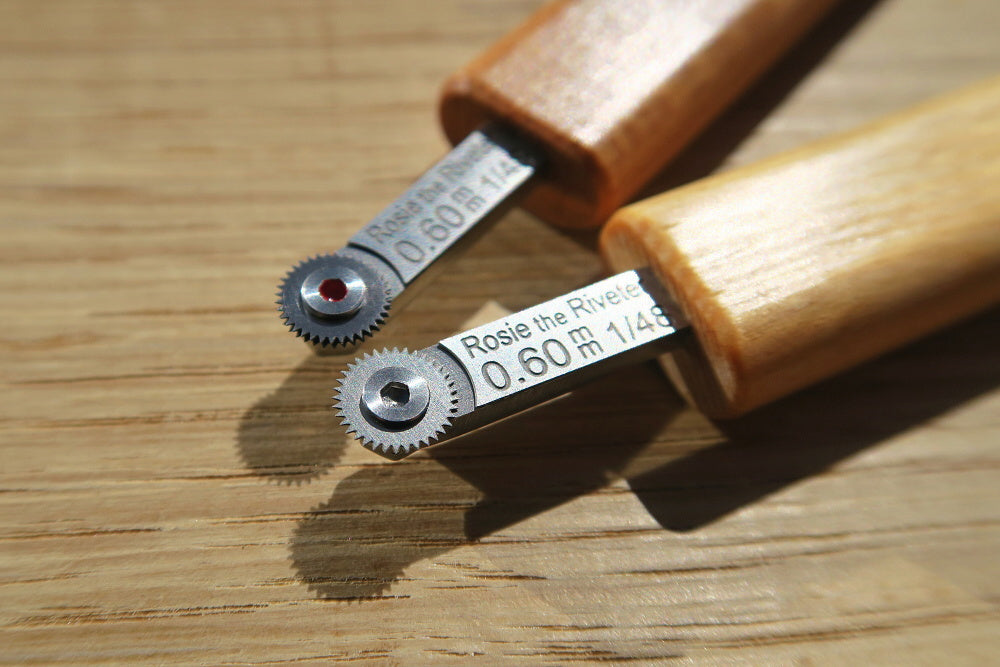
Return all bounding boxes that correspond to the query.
[333,348,459,458]
[276,253,394,347]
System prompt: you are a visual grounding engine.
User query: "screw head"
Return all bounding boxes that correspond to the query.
[300,266,367,319]
[360,366,430,428]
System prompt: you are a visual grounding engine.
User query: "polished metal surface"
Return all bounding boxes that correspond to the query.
[360,366,430,427]
[299,265,367,319]
[277,124,540,347]
[439,269,685,406]
[336,269,692,458]
[346,124,539,285]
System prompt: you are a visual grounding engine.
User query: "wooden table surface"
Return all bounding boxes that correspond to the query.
[2,1,999,663]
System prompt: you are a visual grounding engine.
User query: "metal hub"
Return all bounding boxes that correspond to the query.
[360,366,430,427]
[300,266,367,319]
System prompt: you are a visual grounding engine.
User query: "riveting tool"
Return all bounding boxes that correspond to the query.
[335,79,1000,458]
[276,0,843,346]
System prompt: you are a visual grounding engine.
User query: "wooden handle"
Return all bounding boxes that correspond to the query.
[439,0,839,229]
[600,77,1000,418]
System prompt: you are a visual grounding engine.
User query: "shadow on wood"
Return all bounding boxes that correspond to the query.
[630,307,1000,530]
[289,361,684,600]
[288,307,999,601]
[236,352,353,484]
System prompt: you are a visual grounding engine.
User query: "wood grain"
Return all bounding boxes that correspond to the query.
[1,0,999,664]
[440,0,840,229]
[602,78,1000,418]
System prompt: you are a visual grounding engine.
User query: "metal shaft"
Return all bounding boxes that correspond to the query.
[279,124,541,346]
[348,124,539,285]
[336,268,691,458]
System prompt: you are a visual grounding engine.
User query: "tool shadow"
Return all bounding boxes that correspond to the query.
[631,308,1000,531]
[286,307,999,600]
[237,352,355,484]
[288,359,685,601]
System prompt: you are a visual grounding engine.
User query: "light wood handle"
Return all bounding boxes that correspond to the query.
[600,77,1000,418]
[439,0,839,229]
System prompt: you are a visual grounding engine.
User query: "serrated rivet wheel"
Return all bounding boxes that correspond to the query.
[336,349,457,457]
[277,253,393,347]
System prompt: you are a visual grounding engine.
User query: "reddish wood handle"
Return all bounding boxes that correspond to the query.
[439,0,840,229]
[600,78,1000,418]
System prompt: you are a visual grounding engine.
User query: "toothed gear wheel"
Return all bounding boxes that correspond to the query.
[277,253,393,347]
[335,348,458,458]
